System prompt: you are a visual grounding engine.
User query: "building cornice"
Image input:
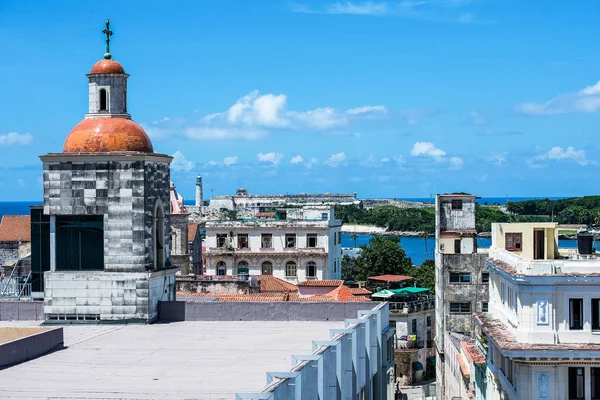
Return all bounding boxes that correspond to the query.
[40,152,173,163]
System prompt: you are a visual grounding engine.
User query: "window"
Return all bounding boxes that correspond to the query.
[306,262,317,278]
[321,212,328,220]
[482,302,489,312]
[570,298,583,330]
[450,303,471,313]
[569,367,585,400]
[285,261,297,278]
[238,234,248,249]
[123,89,127,112]
[593,299,600,331]
[454,239,461,254]
[261,234,272,248]
[261,261,273,275]
[216,234,228,248]
[451,199,463,210]
[449,272,471,283]
[334,259,337,273]
[307,233,318,248]
[153,203,165,269]
[411,319,417,334]
[99,88,107,111]
[285,234,296,248]
[237,261,249,280]
[482,272,489,283]
[426,330,432,348]
[216,261,226,276]
[56,215,104,271]
[592,368,600,399]
[426,316,431,327]
[505,233,523,251]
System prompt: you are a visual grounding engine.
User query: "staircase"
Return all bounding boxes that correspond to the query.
[0,257,32,300]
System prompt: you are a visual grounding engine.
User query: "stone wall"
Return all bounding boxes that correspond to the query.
[0,301,44,321]
[143,161,172,270]
[170,214,189,274]
[87,74,128,115]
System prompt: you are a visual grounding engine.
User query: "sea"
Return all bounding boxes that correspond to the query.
[1,197,589,266]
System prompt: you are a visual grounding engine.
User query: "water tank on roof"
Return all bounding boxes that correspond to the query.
[577,231,594,255]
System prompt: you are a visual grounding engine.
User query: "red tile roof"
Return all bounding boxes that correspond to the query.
[475,312,600,352]
[259,275,298,293]
[188,223,199,242]
[461,341,486,365]
[456,354,470,378]
[256,212,276,218]
[297,280,344,287]
[288,293,337,302]
[368,275,414,283]
[348,287,372,295]
[0,215,31,242]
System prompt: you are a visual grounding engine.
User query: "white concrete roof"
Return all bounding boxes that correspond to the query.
[0,320,340,400]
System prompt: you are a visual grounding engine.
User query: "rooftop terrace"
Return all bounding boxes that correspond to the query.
[0,320,341,400]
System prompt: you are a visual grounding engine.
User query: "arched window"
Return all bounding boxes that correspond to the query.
[261,261,273,276]
[217,261,226,276]
[153,202,165,269]
[99,89,107,112]
[123,89,127,112]
[306,262,317,278]
[285,261,297,278]
[237,261,249,280]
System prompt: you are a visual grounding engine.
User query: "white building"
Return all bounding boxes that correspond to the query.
[204,206,342,282]
[477,222,600,400]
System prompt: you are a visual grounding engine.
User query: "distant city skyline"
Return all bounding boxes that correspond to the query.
[1,0,600,201]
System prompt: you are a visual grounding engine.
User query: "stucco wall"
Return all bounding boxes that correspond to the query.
[0,301,44,321]
[176,278,250,294]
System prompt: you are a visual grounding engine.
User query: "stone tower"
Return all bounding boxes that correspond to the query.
[39,20,176,322]
[195,175,203,207]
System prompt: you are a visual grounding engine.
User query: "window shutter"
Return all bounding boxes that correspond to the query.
[506,233,514,251]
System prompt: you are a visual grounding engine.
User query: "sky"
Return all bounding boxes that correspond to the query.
[1,0,600,201]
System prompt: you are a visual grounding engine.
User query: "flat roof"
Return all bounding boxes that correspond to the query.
[0,320,340,400]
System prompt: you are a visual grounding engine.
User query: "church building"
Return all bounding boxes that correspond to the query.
[33,20,176,322]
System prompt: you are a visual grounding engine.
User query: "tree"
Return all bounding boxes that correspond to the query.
[341,254,358,281]
[353,236,413,281]
[351,233,358,248]
[408,259,435,293]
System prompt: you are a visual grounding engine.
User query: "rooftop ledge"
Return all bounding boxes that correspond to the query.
[205,219,342,228]
[487,247,600,277]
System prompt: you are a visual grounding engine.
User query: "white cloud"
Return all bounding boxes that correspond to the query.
[393,155,407,164]
[486,151,507,166]
[207,160,219,166]
[305,157,318,169]
[449,157,464,169]
[515,80,600,115]
[227,90,289,127]
[380,157,390,163]
[399,108,438,125]
[0,132,33,146]
[326,2,389,15]
[411,142,447,159]
[223,156,238,166]
[291,107,348,129]
[257,152,284,165]
[537,146,588,166]
[468,110,487,125]
[346,105,388,116]
[151,117,171,125]
[324,152,347,167]
[290,155,304,164]
[171,151,195,172]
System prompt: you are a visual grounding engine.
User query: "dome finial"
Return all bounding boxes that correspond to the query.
[102,19,113,60]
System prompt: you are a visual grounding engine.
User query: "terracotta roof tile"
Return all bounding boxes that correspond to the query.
[348,287,372,295]
[188,223,199,242]
[368,275,414,283]
[288,293,337,302]
[475,312,600,352]
[456,354,470,378]
[461,341,486,365]
[259,275,298,293]
[297,280,344,287]
[0,215,31,242]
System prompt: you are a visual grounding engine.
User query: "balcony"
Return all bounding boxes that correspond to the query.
[388,296,435,314]
[395,338,425,351]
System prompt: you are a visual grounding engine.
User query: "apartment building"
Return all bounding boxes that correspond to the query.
[204,206,342,281]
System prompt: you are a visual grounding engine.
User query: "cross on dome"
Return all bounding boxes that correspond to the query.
[102,19,113,60]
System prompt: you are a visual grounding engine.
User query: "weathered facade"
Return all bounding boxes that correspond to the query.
[169,182,190,275]
[187,223,202,274]
[208,190,359,211]
[37,30,176,322]
[204,206,342,282]
[434,193,489,400]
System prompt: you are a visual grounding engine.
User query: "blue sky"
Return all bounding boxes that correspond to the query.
[1,0,600,201]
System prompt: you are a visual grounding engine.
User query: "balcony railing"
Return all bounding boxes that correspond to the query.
[396,339,424,350]
[389,296,435,314]
[488,247,600,275]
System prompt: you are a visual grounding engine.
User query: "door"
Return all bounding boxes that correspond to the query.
[534,230,545,260]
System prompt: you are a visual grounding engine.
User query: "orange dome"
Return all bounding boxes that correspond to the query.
[63,118,153,153]
[90,59,125,74]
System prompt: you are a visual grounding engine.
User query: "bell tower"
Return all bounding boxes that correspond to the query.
[86,20,130,119]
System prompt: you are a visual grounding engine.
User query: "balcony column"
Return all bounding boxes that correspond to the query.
[49,215,56,272]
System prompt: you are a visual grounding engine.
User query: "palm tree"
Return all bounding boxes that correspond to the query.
[351,233,358,249]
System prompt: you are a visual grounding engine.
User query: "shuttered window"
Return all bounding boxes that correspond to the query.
[505,233,522,251]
